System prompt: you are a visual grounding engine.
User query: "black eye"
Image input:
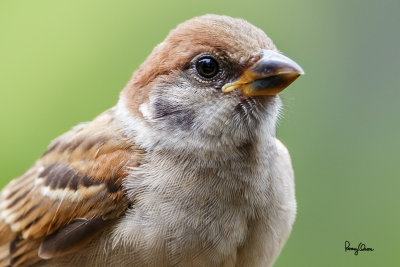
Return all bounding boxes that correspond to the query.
[195,56,219,79]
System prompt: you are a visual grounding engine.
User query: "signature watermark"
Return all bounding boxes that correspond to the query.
[345,241,374,255]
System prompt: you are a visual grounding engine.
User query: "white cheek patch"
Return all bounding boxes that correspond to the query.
[116,98,157,150]
[139,102,152,120]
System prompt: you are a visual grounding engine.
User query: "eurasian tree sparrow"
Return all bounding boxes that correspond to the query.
[0,14,303,266]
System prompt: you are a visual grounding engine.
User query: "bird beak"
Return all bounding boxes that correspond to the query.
[222,50,304,97]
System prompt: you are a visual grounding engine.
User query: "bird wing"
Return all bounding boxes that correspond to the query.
[0,109,143,266]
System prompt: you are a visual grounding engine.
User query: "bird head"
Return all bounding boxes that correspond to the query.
[120,15,303,152]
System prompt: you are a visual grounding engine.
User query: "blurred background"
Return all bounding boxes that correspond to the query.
[1,0,399,266]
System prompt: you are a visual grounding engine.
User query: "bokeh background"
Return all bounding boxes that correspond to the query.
[1,0,399,266]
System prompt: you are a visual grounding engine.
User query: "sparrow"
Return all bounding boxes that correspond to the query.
[0,14,303,267]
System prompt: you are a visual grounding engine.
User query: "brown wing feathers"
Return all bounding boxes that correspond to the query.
[0,109,142,266]
[38,217,111,260]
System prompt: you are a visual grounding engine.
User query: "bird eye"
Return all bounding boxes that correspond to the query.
[195,56,219,79]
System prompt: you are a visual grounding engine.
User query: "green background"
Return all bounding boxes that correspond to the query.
[1,0,399,266]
